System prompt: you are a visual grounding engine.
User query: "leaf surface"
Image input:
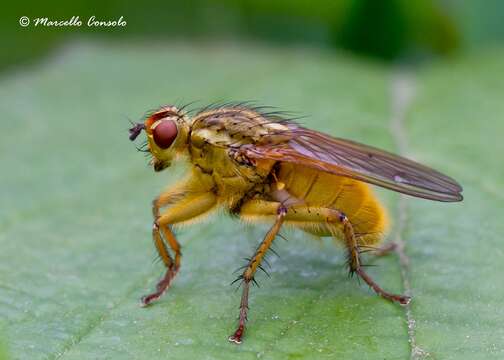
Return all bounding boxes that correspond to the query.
[0,42,500,359]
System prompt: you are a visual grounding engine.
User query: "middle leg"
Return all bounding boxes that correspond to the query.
[228,204,287,344]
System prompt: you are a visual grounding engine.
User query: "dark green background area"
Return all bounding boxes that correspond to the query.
[2,0,504,71]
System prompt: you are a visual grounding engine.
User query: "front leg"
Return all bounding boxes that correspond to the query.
[143,183,188,306]
[141,191,217,306]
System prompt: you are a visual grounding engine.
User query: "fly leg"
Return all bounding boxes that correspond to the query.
[141,223,181,306]
[337,213,410,305]
[228,205,287,344]
[141,191,181,306]
[144,181,193,305]
[141,191,217,306]
[230,199,408,343]
[371,241,398,257]
[239,199,409,305]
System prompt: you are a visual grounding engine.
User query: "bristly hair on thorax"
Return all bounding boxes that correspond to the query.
[187,100,306,126]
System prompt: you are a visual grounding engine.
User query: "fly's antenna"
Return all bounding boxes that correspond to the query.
[129,122,145,141]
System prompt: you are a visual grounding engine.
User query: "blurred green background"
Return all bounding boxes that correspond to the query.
[2,0,504,71]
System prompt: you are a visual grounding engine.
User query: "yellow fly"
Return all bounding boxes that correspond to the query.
[129,103,463,344]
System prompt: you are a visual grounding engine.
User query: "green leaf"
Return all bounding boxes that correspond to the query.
[0,42,501,359]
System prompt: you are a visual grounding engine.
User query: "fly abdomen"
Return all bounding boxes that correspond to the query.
[277,162,389,245]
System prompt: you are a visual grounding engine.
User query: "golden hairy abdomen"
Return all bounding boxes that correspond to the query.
[278,163,389,245]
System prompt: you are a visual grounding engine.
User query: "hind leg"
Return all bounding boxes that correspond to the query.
[337,213,409,304]
[371,241,398,257]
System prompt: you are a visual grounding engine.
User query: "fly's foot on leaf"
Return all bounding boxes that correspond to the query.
[228,325,245,345]
[140,267,178,307]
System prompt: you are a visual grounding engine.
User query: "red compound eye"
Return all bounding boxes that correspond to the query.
[152,120,178,149]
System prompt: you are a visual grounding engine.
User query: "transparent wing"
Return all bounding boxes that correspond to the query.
[242,127,463,202]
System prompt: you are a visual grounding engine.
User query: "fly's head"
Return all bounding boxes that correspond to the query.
[129,106,191,172]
